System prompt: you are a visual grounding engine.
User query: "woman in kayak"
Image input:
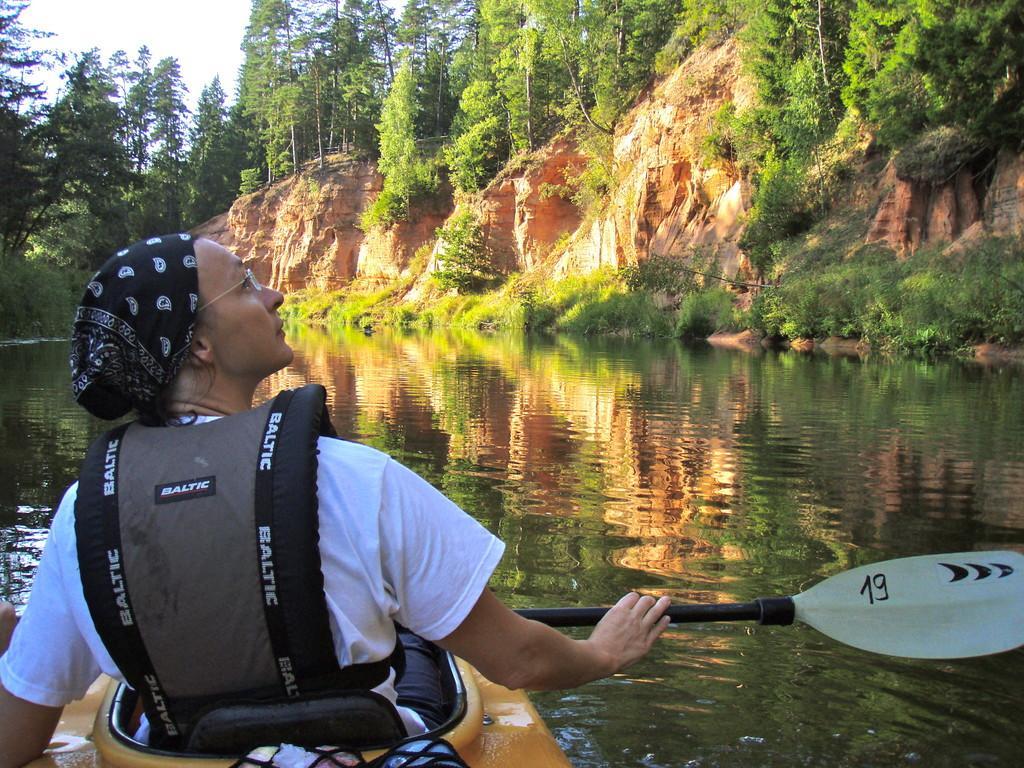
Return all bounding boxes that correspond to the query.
[0,234,671,767]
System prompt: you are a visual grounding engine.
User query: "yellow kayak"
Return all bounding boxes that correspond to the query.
[29,659,570,768]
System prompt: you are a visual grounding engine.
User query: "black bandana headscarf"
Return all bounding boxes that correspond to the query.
[70,233,200,420]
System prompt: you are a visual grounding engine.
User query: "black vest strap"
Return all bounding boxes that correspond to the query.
[75,423,182,741]
[254,386,392,695]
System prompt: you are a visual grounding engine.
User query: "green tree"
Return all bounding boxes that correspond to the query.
[28,50,133,267]
[367,56,437,225]
[914,0,1024,148]
[187,77,245,225]
[445,78,505,191]
[121,46,155,173]
[240,0,303,182]
[0,0,47,262]
[842,0,929,147]
[433,209,496,292]
[136,56,189,233]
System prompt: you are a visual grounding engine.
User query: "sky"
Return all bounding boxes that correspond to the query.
[20,0,253,111]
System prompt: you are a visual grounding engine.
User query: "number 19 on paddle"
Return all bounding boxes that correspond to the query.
[859,573,889,604]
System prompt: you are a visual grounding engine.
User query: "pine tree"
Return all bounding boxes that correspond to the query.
[187,77,245,225]
[28,50,133,267]
[0,0,46,261]
[137,56,189,233]
[123,46,155,173]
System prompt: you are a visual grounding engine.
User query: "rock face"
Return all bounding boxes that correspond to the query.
[194,38,1022,295]
[866,148,1024,256]
[552,39,754,279]
[474,137,589,273]
[194,159,381,291]
[192,157,452,291]
[865,162,983,255]
[985,149,1024,237]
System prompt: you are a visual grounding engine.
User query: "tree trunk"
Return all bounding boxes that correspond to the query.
[816,0,829,87]
[556,32,612,134]
[315,72,324,169]
[291,123,298,173]
[525,64,534,150]
[436,41,446,136]
[375,0,395,82]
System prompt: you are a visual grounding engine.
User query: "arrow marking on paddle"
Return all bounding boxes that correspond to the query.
[969,564,992,580]
[938,561,1014,584]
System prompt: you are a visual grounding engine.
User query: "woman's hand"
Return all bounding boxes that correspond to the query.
[585,592,672,674]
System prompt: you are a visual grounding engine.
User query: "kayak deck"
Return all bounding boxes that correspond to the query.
[29,660,570,768]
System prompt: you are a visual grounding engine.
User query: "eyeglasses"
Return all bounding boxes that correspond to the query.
[198,268,263,312]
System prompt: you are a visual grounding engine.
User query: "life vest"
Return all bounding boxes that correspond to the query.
[75,385,402,750]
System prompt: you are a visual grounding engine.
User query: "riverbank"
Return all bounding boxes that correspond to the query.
[282,233,1024,363]
[0,260,81,341]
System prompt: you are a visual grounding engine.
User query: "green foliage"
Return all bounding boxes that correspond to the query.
[568,130,617,214]
[656,0,747,73]
[433,210,497,294]
[239,168,264,195]
[749,240,1024,352]
[620,252,717,296]
[841,0,928,147]
[556,288,674,336]
[367,57,440,226]
[0,258,80,338]
[513,269,673,336]
[187,77,247,225]
[361,185,408,229]
[445,79,505,193]
[675,287,739,337]
[26,50,134,267]
[740,153,815,276]
[913,0,1024,148]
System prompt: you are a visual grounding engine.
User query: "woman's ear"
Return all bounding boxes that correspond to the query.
[187,324,217,367]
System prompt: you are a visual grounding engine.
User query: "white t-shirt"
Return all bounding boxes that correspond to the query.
[0,428,505,737]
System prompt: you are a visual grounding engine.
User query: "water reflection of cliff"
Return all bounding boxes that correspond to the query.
[263,328,1024,594]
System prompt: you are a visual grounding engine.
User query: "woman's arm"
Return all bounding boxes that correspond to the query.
[0,685,62,768]
[0,603,62,768]
[437,589,671,691]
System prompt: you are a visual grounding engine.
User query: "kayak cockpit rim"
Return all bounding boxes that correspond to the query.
[103,652,469,759]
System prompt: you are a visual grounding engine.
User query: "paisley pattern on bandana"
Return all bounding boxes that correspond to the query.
[70,234,199,420]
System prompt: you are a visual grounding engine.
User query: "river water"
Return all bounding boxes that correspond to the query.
[2,328,1023,767]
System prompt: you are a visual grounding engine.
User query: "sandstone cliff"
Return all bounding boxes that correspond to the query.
[193,158,453,292]
[194,40,1023,296]
[552,39,753,280]
[865,148,1024,256]
[194,40,755,291]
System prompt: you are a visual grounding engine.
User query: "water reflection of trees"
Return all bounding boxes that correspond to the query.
[0,341,113,603]
[270,328,1024,606]
[4,330,1022,764]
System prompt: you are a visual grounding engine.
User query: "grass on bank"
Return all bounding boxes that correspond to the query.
[283,267,746,340]
[282,228,1024,358]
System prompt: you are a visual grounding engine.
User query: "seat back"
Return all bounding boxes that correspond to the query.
[186,690,406,753]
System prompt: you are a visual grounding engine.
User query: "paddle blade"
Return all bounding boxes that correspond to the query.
[792,550,1024,659]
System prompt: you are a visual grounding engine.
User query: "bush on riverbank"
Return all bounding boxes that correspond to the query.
[0,259,81,340]
[752,238,1024,353]
[284,269,677,336]
[281,234,1024,357]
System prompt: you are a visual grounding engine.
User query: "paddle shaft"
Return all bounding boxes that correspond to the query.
[517,597,795,628]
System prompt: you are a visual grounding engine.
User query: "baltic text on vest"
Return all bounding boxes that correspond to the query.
[260,412,283,470]
[258,525,278,606]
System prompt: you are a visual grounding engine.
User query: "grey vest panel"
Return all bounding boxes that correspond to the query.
[116,404,278,698]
